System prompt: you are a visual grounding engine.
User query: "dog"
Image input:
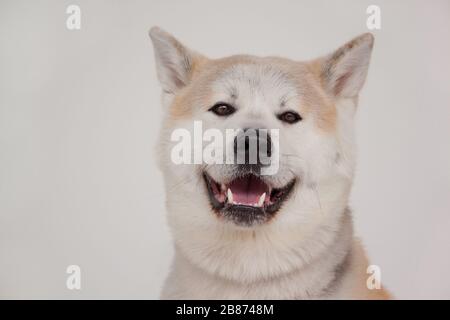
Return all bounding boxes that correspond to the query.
[149,26,390,299]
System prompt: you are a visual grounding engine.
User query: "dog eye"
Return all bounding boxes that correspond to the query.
[277,111,302,124]
[209,103,236,117]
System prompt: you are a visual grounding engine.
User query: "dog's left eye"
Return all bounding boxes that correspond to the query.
[208,103,236,117]
[277,111,302,124]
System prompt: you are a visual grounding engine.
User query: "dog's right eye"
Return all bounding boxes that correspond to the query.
[208,103,236,117]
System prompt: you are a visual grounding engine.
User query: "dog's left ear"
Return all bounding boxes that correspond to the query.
[317,33,374,99]
[149,27,206,95]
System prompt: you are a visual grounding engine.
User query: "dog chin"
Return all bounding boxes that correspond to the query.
[202,169,296,227]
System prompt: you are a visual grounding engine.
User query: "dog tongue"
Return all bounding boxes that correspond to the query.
[228,175,267,205]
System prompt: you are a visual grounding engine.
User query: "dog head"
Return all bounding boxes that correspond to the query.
[149,27,373,281]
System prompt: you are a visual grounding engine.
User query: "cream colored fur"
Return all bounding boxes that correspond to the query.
[149,27,390,299]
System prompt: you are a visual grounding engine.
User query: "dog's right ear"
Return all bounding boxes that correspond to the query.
[149,27,205,95]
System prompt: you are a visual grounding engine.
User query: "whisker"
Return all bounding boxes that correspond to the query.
[167,174,199,193]
[312,184,324,217]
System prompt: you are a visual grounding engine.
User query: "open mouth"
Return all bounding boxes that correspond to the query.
[203,172,296,226]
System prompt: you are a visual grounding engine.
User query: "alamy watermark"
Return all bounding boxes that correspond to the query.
[170,121,279,176]
[66,265,81,290]
[366,264,382,290]
[366,5,381,30]
[66,5,81,30]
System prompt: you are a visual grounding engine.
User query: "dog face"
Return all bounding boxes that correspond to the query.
[150,27,373,281]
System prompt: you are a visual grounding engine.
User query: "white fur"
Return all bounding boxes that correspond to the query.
[149,27,380,299]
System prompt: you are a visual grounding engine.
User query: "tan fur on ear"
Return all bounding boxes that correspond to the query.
[315,33,374,99]
[149,27,208,94]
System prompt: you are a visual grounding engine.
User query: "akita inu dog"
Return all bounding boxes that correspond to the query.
[149,27,390,299]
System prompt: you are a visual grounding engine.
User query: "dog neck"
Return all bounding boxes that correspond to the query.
[162,208,354,299]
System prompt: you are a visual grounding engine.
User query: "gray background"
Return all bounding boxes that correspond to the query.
[0,0,449,299]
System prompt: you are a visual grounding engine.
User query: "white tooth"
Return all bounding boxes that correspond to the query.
[227,188,234,204]
[257,193,266,207]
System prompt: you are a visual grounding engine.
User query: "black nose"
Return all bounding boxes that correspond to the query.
[233,128,272,166]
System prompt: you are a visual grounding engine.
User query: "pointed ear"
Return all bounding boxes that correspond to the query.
[149,27,205,94]
[318,33,374,99]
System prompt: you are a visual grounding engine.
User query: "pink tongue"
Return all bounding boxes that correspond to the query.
[228,176,267,205]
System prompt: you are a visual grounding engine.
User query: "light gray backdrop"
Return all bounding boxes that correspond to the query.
[1,0,449,299]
